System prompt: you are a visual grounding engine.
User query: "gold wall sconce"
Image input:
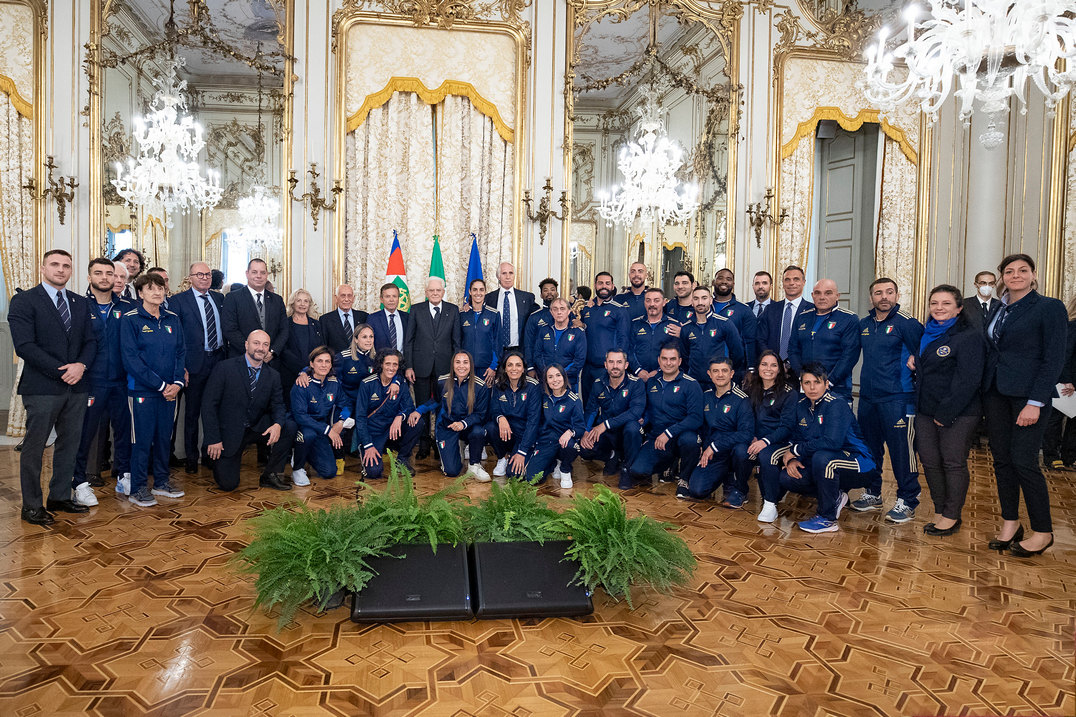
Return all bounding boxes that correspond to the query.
[24,156,79,225]
[522,178,569,245]
[746,188,788,248]
[287,163,342,232]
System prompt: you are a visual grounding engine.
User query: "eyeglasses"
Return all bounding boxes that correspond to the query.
[191,272,212,279]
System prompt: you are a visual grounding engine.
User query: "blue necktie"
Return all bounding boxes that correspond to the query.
[780,302,794,359]
[502,292,512,347]
[248,366,258,392]
[387,312,397,349]
[56,291,71,332]
[202,294,219,350]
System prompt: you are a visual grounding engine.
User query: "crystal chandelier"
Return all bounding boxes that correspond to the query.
[112,57,223,219]
[863,1,1076,149]
[597,88,699,227]
[229,183,282,257]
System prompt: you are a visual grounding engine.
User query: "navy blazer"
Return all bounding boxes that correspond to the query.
[758,298,815,356]
[322,308,369,354]
[982,290,1068,404]
[201,356,287,456]
[169,288,226,374]
[367,308,410,352]
[9,284,98,395]
[962,296,1001,330]
[220,286,289,358]
[486,287,537,349]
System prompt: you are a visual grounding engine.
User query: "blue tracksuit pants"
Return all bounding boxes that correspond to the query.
[437,423,487,477]
[758,447,875,520]
[858,397,920,508]
[129,393,176,493]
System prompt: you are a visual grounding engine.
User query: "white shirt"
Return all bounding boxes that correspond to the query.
[753,298,772,316]
[499,288,520,345]
[385,310,403,350]
[428,301,443,320]
[41,282,65,306]
[785,296,804,313]
[247,285,266,305]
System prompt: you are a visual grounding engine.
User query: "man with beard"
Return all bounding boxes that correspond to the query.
[680,286,745,384]
[747,271,773,318]
[787,279,860,402]
[849,278,924,521]
[711,268,758,370]
[629,287,682,380]
[664,271,696,324]
[580,349,645,489]
[524,277,559,374]
[616,262,649,321]
[759,265,814,363]
[577,272,630,402]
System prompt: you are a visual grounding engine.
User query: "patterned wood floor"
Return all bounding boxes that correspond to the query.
[0,445,1072,716]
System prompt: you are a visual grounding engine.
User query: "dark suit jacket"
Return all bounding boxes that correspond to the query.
[170,288,226,374]
[368,308,410,352]
[220,286,289,358]
[963,296,1001,329]
[280,317,325,380]
[9,284,98,395]
[322,308,369,354]
[487,287,536,350]
[982,290,1068,404]
[201,356,287,456]
[758,298,815,354]
[404,301,461,377]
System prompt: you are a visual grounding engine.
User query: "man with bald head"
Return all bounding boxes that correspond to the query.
[787,278,861,401]
[201,329,294,491]
[405,276,461,459]
[615,261,650,321]
[323,284,368,353]
[170,261,226,473]
[486,261,536,357]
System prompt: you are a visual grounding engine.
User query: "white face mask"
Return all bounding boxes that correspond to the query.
[977,285,993,299]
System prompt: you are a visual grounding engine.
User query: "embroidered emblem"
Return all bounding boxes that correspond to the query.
[769,399,776,406]
[937,345,951,356]
[885,325,894,334]
[568,333,575,341]
[141,325,153,333]
[826,321,836,330]
[87,397,95,407]
[137,397,145,404]
[622,389,629,398]
[371,393,379,400]
[165,326,173,333]
[483,318,489,326]
[672,385,681,393]
[558,405,565,413]
[604,310,611,317]
[463,320,471,327]
[799,418,807,425]
[710,329,717,337]
[113,310,121,319]
[818,415,824,424]
[326,393,334,402]
[723,405,731,413]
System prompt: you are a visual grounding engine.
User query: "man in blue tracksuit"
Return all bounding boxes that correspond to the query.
[627,344,704,486]
[664,271,696,324]
[712,268,758,369]
[533,298,587,391]
[524,278,558,373]
[788,279,860,400]
[578,272,630,401]
[120,273,186,507]
[354,349,423,479]
[615,261,649,321]
[580,349,646,489]
[680,286,745,384]
[681,357,754,501]
[759,363,876,533]
[850,279,924,521]
[629,288,681,380]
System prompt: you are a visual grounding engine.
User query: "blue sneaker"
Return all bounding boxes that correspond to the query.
[720,489,745,509]
[675,479,691,500]
[850,492,883,512]
[798,515,839,533]
[884,498,915,523]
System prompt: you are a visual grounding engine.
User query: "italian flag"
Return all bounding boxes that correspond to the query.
[429,235,446,283]
[385,230,411,311]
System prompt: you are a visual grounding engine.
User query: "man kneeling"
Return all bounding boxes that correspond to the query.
[680,358,754,501]
[758,363,876,533]
[579,349,645,489]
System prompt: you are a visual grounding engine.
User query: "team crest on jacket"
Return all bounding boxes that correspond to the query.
[558,405,565,413]
[520,391,528,400]
[885,325,894,334]
[826,321,836,330]
[937,345,951,356]
[166,326,173,333]
[723,405,731,413]
[113,310,121,319]
[622,389,629,398]
[672,385,680,393]
[326,393,334,401]
[568,333,575,341]
[818,415,824,424]
[604,310,611,317]
[710,329,717,337]
[483,318,490,326]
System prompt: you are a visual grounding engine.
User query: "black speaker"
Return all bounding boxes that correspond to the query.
[350,543,473,622]
[470,540,593,619]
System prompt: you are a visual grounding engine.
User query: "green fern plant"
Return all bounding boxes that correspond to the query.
[358,451,468,549]
[462,476,559,543]
[231,502,389,628]
[553,485,696,607]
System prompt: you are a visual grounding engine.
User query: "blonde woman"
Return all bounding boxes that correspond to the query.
[280,289,324,403]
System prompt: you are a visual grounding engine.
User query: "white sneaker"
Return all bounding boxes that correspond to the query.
[74,483,98,507]
[115,473,131,496]
[835,491,849,519]
[758,501,778,523]
[481,448,488,460]
[291,467,310,486]
[470,463,491,483]
[559,471,573,489]
[493,457,509,477]
[463,443,469,461]
[46,428,57,447]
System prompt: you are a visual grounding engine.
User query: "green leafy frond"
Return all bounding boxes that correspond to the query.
[461,477,560,543]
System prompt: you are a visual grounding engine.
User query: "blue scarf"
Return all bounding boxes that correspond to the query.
[920,317,957,355]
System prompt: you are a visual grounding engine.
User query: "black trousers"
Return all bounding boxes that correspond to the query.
[915,414,978,520]
[212,416,297,491]
[1042,407,1076,465]
[413,372,441,445]
[983,389,1053,533]
[20,392,88,510]
[183,351,224,461]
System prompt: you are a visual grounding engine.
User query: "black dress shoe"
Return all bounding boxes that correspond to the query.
[201,456,215,469]
[260,473,292,491]
[1009,535,1054,557]
[21,507,54,526]
[987,524,1024,551]
[416,441,431,460]
[45,499,90,514]
[924,518,962,536]
[87,473,105,488]
[185,459,199,474]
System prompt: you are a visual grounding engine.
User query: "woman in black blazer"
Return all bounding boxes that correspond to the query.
[912,285,985,536]
[1041,295,1076,469]
[981,254,1068,556]
[280,289,325,405]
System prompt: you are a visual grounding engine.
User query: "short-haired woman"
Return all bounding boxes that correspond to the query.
[289,346,348,485]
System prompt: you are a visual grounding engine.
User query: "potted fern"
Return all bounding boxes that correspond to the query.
[463,477,594,618]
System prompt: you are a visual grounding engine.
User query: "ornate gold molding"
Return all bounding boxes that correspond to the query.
[781,106,918,164]
[772,7,880,87]
[332,0,532,48]
[346,76,515,142]
[0,73,31,118]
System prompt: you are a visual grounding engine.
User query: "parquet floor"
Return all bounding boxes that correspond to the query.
[0,445,1072,716]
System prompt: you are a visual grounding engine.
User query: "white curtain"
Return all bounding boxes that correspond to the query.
[435,94,513,302]
[875,137,918,300]
[777,139,815,272]
[0,92,34,436]
[345,91,437,309]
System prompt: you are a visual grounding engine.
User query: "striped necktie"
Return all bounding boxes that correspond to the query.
[56,291,71,332]
[202,294,219,350]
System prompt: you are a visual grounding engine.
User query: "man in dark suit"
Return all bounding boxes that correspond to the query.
[963,270,1001,329]
[201,329,295,491]
[486,262,536,356]
[112,248,144,302]
[758,264,815,363]
[368,282,409,352]
[220,258,289,361]
[746,270,773,319]
[9,250,98,526]
[322,284,368,353]
[405,277,461,458]
[170,261,226,473]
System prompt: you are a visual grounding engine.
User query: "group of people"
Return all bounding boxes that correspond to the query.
[12,249,1074,556]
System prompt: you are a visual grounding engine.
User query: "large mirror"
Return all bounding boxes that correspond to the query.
[567,0,736,295]
[92,0,291,291]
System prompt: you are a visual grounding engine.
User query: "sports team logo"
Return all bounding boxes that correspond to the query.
[826,321,836,330]
[113,310,121,319]
[937,345,951,356]
[710,329,717,337]
[558,405,566,413]
[604,310,611,317]
[137,397,145,404]
[165,326,173,333]
[722,405,731,413]
[482,318,489,326]
[672,385,681,393]
[885,325,894,334]
[568,333,575,341]
[622,389,629,398]
[818,415,824,424]
[327,393,334,402]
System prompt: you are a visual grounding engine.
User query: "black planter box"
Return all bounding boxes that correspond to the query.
[350,542,473,622]
[470,540,593,619]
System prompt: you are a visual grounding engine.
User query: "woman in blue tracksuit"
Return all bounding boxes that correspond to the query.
[736,350,799,520]
[518,364,585,488]
[410,350,491,481]
[461,279,502,385]
[290,346,348,483]
[486,350,541,478]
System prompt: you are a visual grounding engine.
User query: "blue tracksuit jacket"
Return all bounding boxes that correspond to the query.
[700,386,755,454]
[121,305,186,394]
[417,375,491,429]
[788,307,861,395]
[87,293,132,387]
[680,314,745,381]
[353,373,418,450]
[643,371,704,439]
[533,323,587,378]
[581,299,630,367]
[713,296,758,367]
[858,305,923,402]
[290,375,344,436]
[518,389,585,454]
[628,315,681,375]
[584,372,646,431]
[460,306,502,371]
[788,392,872,460]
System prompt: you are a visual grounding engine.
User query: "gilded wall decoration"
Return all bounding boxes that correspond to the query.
[571,141,596,220]
[0,1,34,110]
[1063,109,1076,302]
[332,0,531,43]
